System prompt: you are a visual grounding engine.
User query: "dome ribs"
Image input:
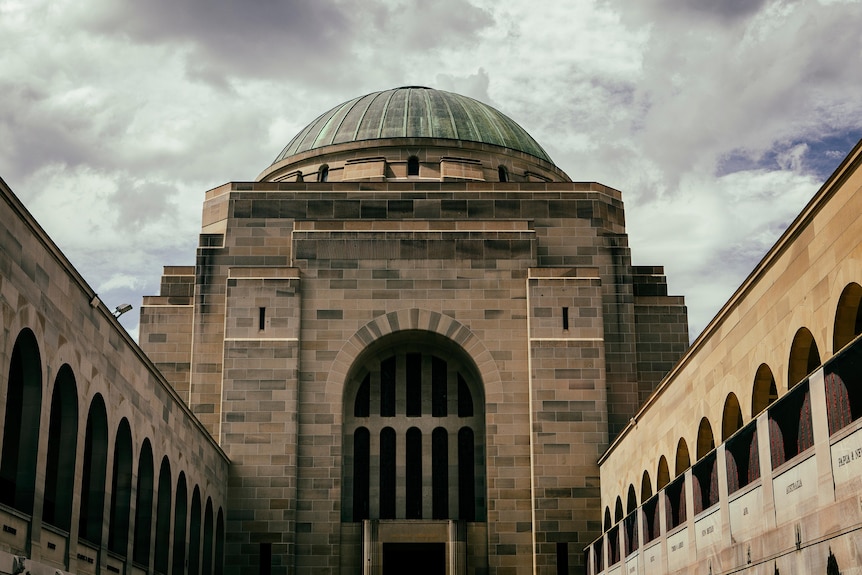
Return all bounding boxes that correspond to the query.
[268,87,555,167]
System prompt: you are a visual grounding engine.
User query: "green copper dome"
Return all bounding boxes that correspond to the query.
[272,86,554,165]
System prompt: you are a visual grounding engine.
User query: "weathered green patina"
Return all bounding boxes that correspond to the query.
[273,86,553,165]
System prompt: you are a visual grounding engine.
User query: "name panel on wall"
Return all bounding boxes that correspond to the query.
[772,454,818,526]
[642,540,663,573]
[728,484,763,542]
[625,553,638,575]
[831,425,862,488]
[666,527,690,573]
[694,508,722,550]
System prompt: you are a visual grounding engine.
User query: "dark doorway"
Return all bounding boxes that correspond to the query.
[383,543,445,575]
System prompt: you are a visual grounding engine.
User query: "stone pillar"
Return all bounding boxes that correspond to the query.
[221,269,301,575]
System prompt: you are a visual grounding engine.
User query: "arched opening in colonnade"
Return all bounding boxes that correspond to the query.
[79,394,108,544]
[695,418,715,460]
[722,393,743,441]
[43,364,77,530]
[215,509,225,575]
[834,282,862,352]
[752,364,778,417]
[674,438,690,477]
[172,472,188,575]
[134,439,155,567]
[640,471,652,501]
[656,456,670,490]
[189,486,202,575]
[626,485,637,514]
[109,418,133,555]
[788,328,821,388]
[0,328,42,515]
[203,499,214,575]
[154,457,172,574]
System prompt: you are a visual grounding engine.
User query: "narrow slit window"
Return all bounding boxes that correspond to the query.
[318,165,329,182]
[353,428,370,520]
[381,357,396,417]
[407,156,420,176]
[406,428,422,519]
[458,427,475,520]
[406,353,421,417]
[380,428,396,519]
[562,307,569,330]
[260,543,271,575]
[457,374,473,417]
[432,356,447,417]
[259,307,266,331]
[354,374,370,418]
[556,542,568,575]
[498,165,508,182]
[432,428,448,519]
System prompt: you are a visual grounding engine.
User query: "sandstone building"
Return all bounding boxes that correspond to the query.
[0,85,858,575]
[137,86,689,575]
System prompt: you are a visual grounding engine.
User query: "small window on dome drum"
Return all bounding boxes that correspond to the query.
[498,165,508,182]
[407,156,420,176]
[318,165,329,182]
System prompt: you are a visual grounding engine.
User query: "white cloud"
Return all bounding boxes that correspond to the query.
[626,166,821,335]
[0,0,860,346]
[15,163,203,336]
[98,273,145,293]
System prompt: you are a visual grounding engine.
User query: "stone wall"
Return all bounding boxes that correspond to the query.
[0,178,229,575]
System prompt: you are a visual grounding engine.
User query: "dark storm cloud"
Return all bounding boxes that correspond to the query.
[79,0,491,84]
[652,0,768,22]
[0,83,121,184]
[108,178,177,232]
[381,0,493,51]
[608,0,770,25]
[81,0,353,80]
[0,72,274,192]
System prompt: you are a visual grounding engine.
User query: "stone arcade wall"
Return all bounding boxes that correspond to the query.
[588,352,862,575]
[0,177,230,575]
[592,140,862,574]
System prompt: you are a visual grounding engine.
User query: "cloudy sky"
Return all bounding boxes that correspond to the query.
[1,0,861,342]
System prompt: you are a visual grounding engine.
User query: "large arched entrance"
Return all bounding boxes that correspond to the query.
[342,330,486,575]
